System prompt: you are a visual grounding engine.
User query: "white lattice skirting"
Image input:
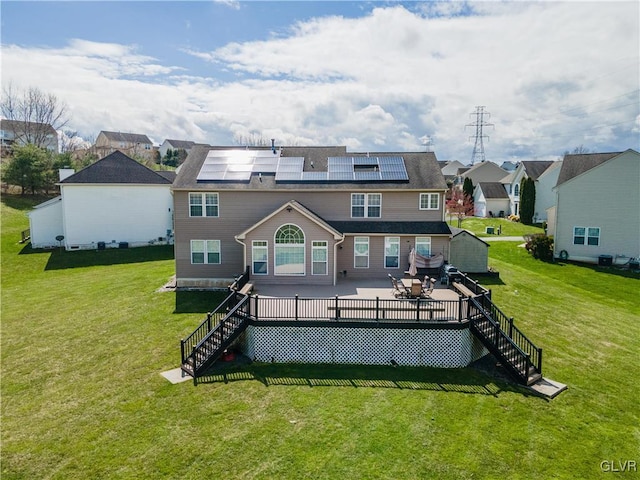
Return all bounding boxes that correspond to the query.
[239,325,488,368]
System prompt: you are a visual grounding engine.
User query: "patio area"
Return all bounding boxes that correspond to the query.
[248,277,460,301]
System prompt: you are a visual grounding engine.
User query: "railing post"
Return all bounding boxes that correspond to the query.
[254,295,259,322]
[295,294,299,321]
[334,295,339,320]
[207,313,212,333]
[538,348,543,373]
[375,297,380,322]
[458,296,463,322]
[509,317,514,338]
[416,297,420,322]
[180,339,185,364]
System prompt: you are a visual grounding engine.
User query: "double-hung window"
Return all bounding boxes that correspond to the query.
[575,227,600,246]
[419,193,439,210]
[312,241,328,275]
[384,237,400,268]
[191,240,220,264]
[415,237,432,257]
[354,237,369,268]
[351,193,381,218]
[189,192,219,217]
[252,241,268,275]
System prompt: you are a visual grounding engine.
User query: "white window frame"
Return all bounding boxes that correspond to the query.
[252,240,268,275]
[514,183,520,197]
[189,192,219,217]
[574,226,600,246]
[190,240,221,264]
[274,224,305,276]
[354,236,369,268]
[587,227,600,246]
[312,241,328,275]
[415,237,432,257]
[419,193,439,210]
[351,193,382,218]
[384,237,400,269]
[573,226,586,245]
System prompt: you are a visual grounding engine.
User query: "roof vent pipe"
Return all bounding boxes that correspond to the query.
[271,138,276,154]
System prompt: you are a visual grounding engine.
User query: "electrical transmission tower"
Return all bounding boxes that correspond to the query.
[466,106,494,164]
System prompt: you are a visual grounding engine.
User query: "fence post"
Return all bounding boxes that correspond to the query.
[295,294,299,321]
[375,297,379,322]
[416,297,420,322]
[334,295,339,320]
[509,317,514,338]
[254,295,259,322]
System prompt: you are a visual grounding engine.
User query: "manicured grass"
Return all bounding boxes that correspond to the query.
[448,217,544,237]
[2,196,639,479]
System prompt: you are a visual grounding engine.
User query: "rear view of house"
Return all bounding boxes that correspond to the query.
[172,145,451,288]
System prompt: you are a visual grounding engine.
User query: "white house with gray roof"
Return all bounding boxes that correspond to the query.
[172,145,451,288]
[28,151,175,250]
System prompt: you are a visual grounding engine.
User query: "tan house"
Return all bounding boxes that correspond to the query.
[0,119,58,153]
[172,145,451,288]
[94,131,155,161]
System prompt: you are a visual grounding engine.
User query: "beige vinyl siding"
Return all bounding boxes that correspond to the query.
[174,189,446,285]
[336,235,450,279]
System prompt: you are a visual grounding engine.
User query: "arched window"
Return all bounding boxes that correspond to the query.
[274,224,305,275]
[514,183,520,197]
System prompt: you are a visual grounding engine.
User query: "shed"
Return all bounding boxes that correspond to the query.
[449,227,489,273]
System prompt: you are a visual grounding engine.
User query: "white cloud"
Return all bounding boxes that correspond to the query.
[2,2,638,160]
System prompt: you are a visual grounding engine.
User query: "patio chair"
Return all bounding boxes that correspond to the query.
[421,276,436,298]
[388,274,406,298]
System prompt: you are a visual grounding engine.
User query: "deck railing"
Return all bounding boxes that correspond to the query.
[248,295,466,323]
[456,272,491,296]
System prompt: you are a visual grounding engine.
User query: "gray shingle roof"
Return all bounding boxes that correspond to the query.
[326,221,451,235]
[557,152,622,186]
[100,131,152,144]
[173,146,448,191]
[478,182,509,199]
[60,151,173,184]
[165,139,195,150]
[522,161,554,181]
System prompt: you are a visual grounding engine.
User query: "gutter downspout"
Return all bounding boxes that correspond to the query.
[234,236,247,274]
[333,235,346,286]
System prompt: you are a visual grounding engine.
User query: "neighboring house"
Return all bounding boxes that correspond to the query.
[473,182,510,218]
[456,161,508,189]
[533,161,562,223]
[158,139,196,160]
[28,151,175,250]
[501,161,555,218]
[500,161,518,172]
[172,145,450,288]
[440,160,467,185]
[0,119,58,152]
[94,131,155,161]
[449,227,489,273]
[549,149,639,264]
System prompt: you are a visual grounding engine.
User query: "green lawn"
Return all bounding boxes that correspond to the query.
[448,216,544,237]
[2,196,639,479]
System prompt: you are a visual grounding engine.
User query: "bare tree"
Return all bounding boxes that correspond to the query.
[1,84,69,149]
[233,131,271,147]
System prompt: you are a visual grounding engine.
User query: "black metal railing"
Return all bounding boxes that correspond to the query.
[229,266,250,292]
[180,291,238,366]
[188,294,251,381]
[475,293,542,374]
[248,295,464,323]
[456,272,491,296]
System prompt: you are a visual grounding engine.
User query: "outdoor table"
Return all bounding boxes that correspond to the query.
[401,278,423,297]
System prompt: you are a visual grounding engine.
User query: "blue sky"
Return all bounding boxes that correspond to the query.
[2,1,639,162]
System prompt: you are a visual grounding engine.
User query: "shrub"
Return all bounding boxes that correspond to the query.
[525,234,554,261]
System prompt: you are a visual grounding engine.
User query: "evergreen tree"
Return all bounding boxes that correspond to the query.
[520,177,536,225]
[462,177,474,204]
[1,144,49,195]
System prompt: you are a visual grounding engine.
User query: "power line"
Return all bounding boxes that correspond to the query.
[466,106,494,164]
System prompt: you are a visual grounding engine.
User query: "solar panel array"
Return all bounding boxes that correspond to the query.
[197,150,409,183]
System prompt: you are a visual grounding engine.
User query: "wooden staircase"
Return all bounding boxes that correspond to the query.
[468,296,542,386]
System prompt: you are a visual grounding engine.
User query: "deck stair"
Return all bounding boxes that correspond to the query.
[468,295,542,386]
[180,291,251,384]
